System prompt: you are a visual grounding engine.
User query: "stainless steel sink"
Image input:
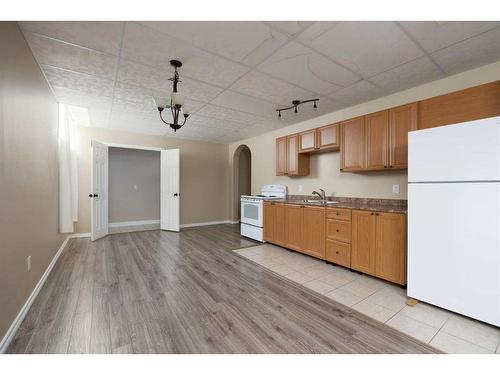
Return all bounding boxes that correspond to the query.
[302,199,339,204]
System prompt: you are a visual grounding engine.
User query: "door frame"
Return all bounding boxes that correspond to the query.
[91,142,168,238]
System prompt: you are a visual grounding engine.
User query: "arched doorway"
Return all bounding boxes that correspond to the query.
[233,145,251,221]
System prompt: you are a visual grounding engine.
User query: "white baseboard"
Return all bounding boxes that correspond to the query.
[180,220,238,228]
[108,219,160,228]
[69,232,91,238]
[0,235,72,353]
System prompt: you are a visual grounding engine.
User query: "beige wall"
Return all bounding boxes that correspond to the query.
[74,126,229,233]
[109,147,160,223]
[228,60,500,221]
[0,23,65,341]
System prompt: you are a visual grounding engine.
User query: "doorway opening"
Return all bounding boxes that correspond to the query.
[233,144,252,221]
[90,142,180,241]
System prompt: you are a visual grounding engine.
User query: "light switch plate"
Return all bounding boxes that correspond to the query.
[392,184,400,194]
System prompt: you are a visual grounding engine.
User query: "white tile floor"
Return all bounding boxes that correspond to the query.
[234,244,500,354]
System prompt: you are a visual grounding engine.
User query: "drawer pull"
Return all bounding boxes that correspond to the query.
[336,229,340,232]
[336,213,340,215]
[335,251,339,254]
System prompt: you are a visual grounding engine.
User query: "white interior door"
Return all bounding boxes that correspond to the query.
[161,149,180,232]
[91,140,108,241]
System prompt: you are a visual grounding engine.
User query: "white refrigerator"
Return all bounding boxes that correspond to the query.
[408,116,500,327]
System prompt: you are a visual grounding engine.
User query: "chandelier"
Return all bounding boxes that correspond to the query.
[276,98,319,118]
[153,60,190,132]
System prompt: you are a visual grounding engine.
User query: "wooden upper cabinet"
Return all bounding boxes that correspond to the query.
[284,204,303,251]
[276,136,287,176]
[389,103,418,169]
[286,134,310,176]
[351,210,376,275]
[340,116,365,171]
[419,81,500,129]
[365,110,389,170]
[299,129,317,153]
[317,123,340,151]
[375,212,407,285]
[299,123,339,153]
[302,206,325,259]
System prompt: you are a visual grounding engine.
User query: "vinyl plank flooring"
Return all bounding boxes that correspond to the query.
[6,224,439,354]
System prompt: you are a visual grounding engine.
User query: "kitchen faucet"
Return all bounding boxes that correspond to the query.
[312,189,326,201]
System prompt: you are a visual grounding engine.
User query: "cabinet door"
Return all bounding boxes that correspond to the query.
[299,129,317,153]
[286,134,310,176]
[375,213,407,285]
[302,206,325,259]
[389,103,417,169]
[317,123,339,151]
[263,202,276,243]
[365,110,389,170]
[286,134,298,174]
[340,116,365,171]
[351,210,376,274]
[274,203,286,246]
[284,204,303,252]
[276,136,287,176]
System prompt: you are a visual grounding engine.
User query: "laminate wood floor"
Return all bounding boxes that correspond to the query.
[7,225,438,354]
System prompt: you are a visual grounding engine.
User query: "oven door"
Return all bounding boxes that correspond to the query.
[240,200,263,227]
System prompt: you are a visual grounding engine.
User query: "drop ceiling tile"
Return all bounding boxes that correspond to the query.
[303,21,423,77]
[258,41,359,95]
[117,59,223,103]
[329,80,386,106]
[369,57,444,93]
[19,21,124,55]
[113,82,206,114]
[25,33,118,79]
[142,21,287,65]
[196,104,275,126]
[301,96,345,117]
[266,21,316,36]
[230,70,314,106]
[108,112,166,135]
[399,21,500,53]
[210,90,280,119]
[121,22,249,87]
[51,86,113,109]
[431,27,500,75]
[298,22,340,43]
[42,65,115,97]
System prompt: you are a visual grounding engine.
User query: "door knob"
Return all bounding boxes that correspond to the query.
[93,194,98,197]
[89,194,93,198]
[174,193,179,197]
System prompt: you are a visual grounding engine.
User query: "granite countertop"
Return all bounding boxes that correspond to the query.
[265,196,407,214]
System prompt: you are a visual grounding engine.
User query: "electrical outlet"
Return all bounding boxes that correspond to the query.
[392,184,400,194]
[27,256,31,272]
[298,185,303,192]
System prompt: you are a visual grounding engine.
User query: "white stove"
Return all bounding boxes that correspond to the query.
[240,185,287,242]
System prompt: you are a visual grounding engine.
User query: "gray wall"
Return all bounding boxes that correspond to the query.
[108,147,160,223]
[0,22,64,341]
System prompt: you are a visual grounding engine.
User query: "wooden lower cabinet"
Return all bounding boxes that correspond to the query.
[284,204,303,251]
[263,202,285,246]
[351,210,407,285]
[351,210,377,275]
[302,206,325,259]
[375,212,407,284]
[264,204,407,285]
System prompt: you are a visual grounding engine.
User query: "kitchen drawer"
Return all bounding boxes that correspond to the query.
[326,207,351,221]
[325,239,350,267]
[326,218,351,243]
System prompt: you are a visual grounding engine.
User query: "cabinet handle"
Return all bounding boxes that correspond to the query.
[390,166,394,168]
[384,166,387,168]
[336,229,340,232]
[335,251,339,254]
[336,212,340,216]
[376,213,379,216]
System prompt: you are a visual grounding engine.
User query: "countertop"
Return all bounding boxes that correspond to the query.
[264,196,407,214]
